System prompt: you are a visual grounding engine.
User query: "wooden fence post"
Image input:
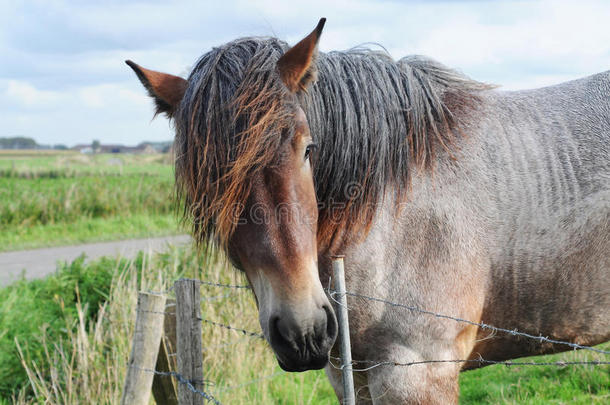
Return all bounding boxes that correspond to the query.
[152,298,178,405]
[175,279,204,405]
[121,292,167,405]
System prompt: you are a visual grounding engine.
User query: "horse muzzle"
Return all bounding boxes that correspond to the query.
[267,302,338,371]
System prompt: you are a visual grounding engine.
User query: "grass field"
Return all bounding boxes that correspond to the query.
[0,151,181,251]
[0,150,608,404]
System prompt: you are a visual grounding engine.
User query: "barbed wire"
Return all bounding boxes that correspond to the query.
[129,365,214,386]
[130,364,286,400]
[201,291,238,302]
[143,278,251,295]
[129,365,221,404]
[328,355,610,373]
[144,286,175,295]
[196,279,252,290]
[330,289,610,355]
[198,318,265,340]
[195,313,609,374]
[128,277,608,405]
[160,277,607,356]
[137,309,170,316]
[148,279,609,358]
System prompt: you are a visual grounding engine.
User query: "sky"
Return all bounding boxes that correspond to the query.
[2,0,610,147]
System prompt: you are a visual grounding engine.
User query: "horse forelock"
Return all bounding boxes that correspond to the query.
[173,36,493,251]
[173,38,295,249]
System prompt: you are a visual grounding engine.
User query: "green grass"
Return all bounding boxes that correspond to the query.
[0,151,181,251]
[0,172,174,227]
[0,213,180,251]
[0,255,116,400]
[0,150,172,177]
[460,347,610,404]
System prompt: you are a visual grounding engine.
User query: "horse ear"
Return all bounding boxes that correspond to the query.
[125,60,188,117]
[277,18,326,93]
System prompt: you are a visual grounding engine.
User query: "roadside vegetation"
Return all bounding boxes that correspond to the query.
[0,247,335,404]
[0,151,181,251]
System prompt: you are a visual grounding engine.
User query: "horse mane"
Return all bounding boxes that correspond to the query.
[173,37,493,250]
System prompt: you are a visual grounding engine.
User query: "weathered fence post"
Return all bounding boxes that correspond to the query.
[332,256,355,405]
[174,279,204,405]
[152,298,179,405]
[121,292,167,405]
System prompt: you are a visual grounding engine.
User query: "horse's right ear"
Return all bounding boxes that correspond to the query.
[125,60,187,117]
[277,18,326,93]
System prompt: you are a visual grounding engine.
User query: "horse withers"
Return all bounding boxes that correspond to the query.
[128,19,609,404]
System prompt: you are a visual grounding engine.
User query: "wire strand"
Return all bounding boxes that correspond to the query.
[129,365,221,404]
[335,289,610,355]
[198,318,265,340]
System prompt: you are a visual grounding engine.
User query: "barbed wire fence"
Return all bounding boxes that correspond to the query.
[121,261,609,405]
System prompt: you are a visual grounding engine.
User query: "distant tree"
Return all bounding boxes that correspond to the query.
[91,140,101,153]
[0,137,38,149]
[53,144,68,150]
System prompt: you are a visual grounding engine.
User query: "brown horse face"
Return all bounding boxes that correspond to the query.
[127,18,336,371]
[227,19,337,371]
[227,107,337,371]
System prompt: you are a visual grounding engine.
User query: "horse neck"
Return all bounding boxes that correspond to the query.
[301,54,476,254]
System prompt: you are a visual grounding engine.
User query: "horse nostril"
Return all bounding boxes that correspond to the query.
[323,304,338,341]
[269,315,292,348]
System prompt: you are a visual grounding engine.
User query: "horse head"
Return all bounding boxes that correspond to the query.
[127,18,337,372]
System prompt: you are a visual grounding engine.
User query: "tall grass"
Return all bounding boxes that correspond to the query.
[0,175,174,227]
[0,214,180,251]
[5,247,334,404]
[0,152,180,251]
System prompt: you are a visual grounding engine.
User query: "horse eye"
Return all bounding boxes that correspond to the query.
[304,143,317,161]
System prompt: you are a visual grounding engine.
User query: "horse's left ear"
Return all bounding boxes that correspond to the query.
[125,60,188,117]
[277,18,326,93]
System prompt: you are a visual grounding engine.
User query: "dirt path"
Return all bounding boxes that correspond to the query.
[0,235,192,286]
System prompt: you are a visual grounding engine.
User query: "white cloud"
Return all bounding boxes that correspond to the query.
[403,0,610,79]
[0,79,171,145]
[77,84,149,109]
[5,80,63,108]
[2,0,610,143]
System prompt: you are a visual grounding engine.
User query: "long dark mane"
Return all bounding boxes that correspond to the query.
[174,37,492,249]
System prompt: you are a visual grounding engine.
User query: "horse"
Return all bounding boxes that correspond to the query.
[127,18,609,404]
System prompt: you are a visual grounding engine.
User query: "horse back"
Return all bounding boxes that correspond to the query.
[468,71,610,362]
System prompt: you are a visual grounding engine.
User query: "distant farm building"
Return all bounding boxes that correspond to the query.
[71,143,158,154]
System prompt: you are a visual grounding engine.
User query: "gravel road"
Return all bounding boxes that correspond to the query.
[0,235,192,286]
